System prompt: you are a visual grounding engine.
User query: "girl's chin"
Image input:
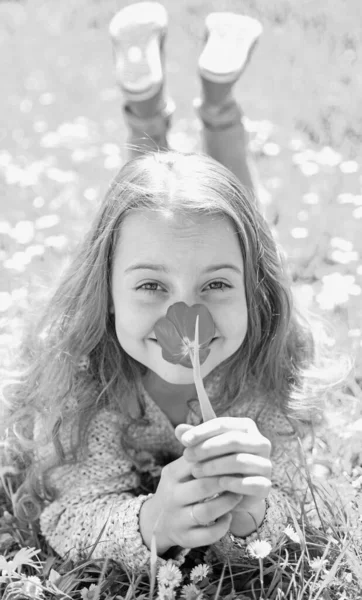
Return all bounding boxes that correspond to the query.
[155,365,196,385]
[151,359,215,385]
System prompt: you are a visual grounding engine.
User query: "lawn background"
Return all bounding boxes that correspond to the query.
[1,1,362,597]
[1,0,362,373]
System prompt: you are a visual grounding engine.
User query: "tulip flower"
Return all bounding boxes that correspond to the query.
[154,302,216,421]
[154,302,215,368]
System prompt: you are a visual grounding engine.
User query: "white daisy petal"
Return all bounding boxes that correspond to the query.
[180,583,204,600]
[157,561,182,589]
[247,539,272,559]
[190,564,211,584]
[284,524,301,544]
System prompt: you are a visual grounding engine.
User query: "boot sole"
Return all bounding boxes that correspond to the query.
[109,2,167,102]
[199,13,263,83]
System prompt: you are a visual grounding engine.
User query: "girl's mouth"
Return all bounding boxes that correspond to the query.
[148,337,219,344]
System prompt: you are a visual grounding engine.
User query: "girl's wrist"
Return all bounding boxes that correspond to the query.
[229,499,267,538]
[139,495,173,556]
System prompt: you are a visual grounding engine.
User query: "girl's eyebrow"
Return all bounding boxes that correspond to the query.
[125,263,242,275]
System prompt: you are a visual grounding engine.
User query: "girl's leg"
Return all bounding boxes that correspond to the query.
[109,2,174,159]
[195,14,271,213]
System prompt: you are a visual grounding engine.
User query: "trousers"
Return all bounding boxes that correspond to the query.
[122,93,257,197]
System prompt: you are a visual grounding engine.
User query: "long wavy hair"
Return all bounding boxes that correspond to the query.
[1,150,348,520]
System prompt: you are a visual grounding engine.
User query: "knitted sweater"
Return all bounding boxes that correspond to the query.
[37,370,308,572]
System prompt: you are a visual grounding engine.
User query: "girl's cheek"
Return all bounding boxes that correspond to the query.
[212,304,247,338]
[121,306,160,339]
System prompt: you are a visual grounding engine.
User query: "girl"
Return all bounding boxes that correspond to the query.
[2,149,340,571]
[2,4,343,575]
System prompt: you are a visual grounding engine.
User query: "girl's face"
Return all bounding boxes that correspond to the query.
[111,209,248,384]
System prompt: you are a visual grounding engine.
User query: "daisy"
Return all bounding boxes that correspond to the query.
[0,547,41,575]
[190,564,211,584]
[157,561,182,589]
[180,583,204,600]
[309,557,328,572]
[26,576,42,584]
[284,524,301,544]
[157,584,176,600]
[80,584,98,600]
[247,539,272,559]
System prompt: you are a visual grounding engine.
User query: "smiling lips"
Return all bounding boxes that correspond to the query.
[149,336,218,343]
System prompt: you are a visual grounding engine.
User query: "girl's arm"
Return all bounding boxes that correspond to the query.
[37,408,189,573]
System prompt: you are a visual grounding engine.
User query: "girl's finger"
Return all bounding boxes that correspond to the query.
[179,475,225,504]
[163,455,194,483]
[232,495,264,512]
[174,423,194,442]
[188,491,242,526]
[180,512,232,549]
[191,453,272,479]
[184,431,271,461]
[219,475,272,498]
[181,417,257,447]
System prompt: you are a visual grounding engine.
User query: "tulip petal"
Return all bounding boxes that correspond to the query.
[164,302,190,338]
[154,302,215,368]
[161,348,185,364]
[186,304,215,346]
[154,315,184,355]
[179,354,193,368]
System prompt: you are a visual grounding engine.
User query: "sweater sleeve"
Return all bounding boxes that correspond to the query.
[37,409,188,572]
[206,407,309,564]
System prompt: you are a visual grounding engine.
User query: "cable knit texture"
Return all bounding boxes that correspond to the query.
[37,365,309,573]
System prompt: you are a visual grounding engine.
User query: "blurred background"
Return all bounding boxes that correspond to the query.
[1,0,362,378]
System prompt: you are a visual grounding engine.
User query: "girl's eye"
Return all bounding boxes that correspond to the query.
[137,281,231,294]
[137,282,164,293]
[204,281,231,292]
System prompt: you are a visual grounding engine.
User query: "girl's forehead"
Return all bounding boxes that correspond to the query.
[121,208,234,234]
[114,209,243,266]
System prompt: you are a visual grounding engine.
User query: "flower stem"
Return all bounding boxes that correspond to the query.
[259,558,265,598]
[191,316,216,422]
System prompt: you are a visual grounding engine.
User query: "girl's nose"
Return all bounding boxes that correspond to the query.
[173,289,199,308]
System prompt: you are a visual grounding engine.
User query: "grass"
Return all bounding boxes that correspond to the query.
[1,424,362,600]
[1,0,362,598]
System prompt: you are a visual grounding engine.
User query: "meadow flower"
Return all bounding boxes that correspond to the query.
[190,563,211,584]
[283,524,301,544]
[157,560,182,589]
[247,539,272,559]
[157,584,177,600]
[309,557,329,572]
[180,583,204,600]
[80,584,99,599]
[0,547,42,575]
[26,576,43,586]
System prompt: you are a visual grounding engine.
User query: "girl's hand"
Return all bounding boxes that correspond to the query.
[176,418,272,519]
[139,449,243,555]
